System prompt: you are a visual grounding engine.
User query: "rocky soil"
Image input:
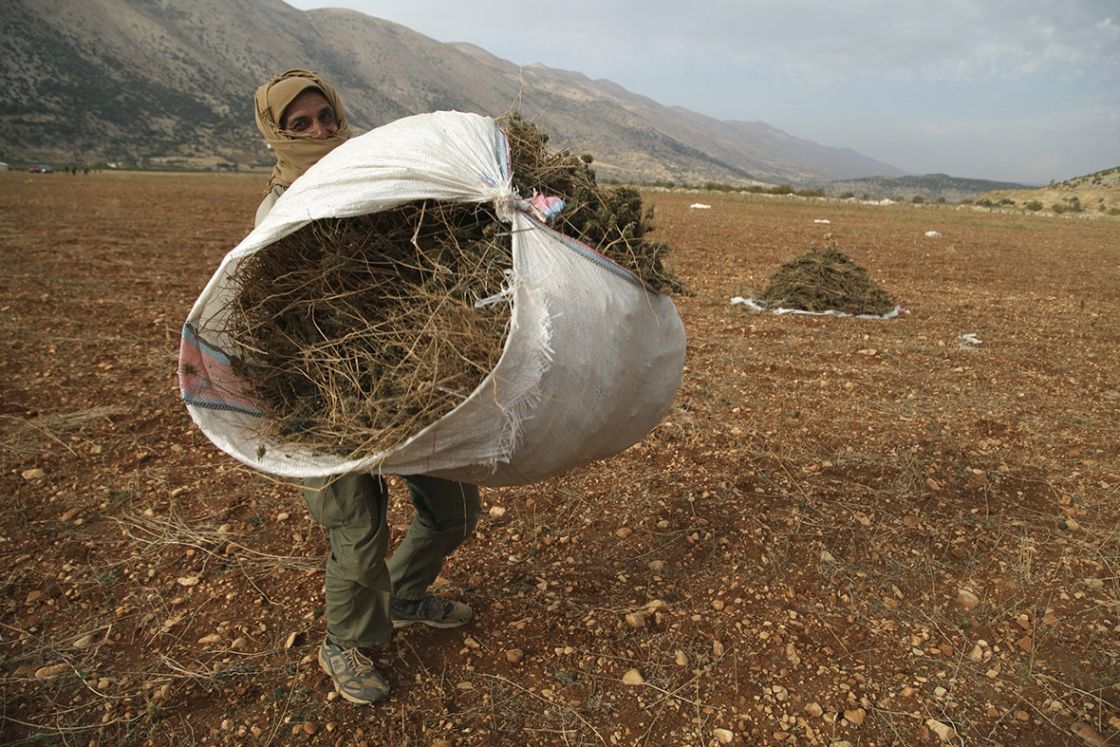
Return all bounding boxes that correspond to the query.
[1,173,1118,745]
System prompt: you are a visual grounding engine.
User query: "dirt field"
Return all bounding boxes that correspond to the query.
[2,172,1118,746]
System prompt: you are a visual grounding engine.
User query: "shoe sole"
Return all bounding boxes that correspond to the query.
[318,647,388,705]
[392,614,473,630]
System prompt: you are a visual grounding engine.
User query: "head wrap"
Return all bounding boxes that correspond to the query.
[254,69,351,190]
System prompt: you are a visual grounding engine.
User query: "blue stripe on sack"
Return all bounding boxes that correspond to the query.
[182,393,264,417]
[479,125,511,190]
[183,323,234,365]
[496,125,511,182]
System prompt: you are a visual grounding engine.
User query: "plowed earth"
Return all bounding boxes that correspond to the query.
[1,172,1118,746]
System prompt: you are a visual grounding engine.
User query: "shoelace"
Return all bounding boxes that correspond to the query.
[420,596,453,621]
[344,647,374,674]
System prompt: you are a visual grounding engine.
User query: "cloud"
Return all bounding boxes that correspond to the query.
[288,0,1120,181]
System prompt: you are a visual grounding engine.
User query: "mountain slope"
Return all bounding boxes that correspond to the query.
[980,165,1120,214]
[2,0,902,183]
[820,173,1034,202]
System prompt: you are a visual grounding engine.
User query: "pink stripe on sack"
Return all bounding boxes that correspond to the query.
[178,324,263,416]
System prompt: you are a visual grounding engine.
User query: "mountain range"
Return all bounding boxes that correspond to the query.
[3,0,909,186]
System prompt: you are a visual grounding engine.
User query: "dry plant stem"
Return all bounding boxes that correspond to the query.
[474,672,607,745]
[217,201,512,457]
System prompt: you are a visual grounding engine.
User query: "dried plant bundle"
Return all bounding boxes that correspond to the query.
[759,248,896,316]
[219,114,683,457]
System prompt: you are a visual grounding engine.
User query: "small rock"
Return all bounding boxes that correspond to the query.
[711,599,725,611]
[455,681,474,690]
[957,588,980,610]
[284,631,304,649]
[431,740,453,747]
[805,702,823,718]
[622,669,645,686]
[712,640,724,657]
[674,650,688,667]
[59,507,80,522]
[771,685,788,702]
[820,550,836,563]
[35,663,68,679]
[968,644,984,662]
[926,718,957,742]
[624,611,646,628]
[230,637,248,651]
[276,512,290,522]
[22,468,45,481]
[934,686,947,698]
[488,505,506,519]
[176,575,200,587]
[73,633,97,649]
[615,527,632,539]
[302,722,317,736]
[1071,721,1107,746]
[505,648,523,664]
[96,677,112,689]
[647,560,665,572]
[712,727,734,744]
[198,633,223,645]
[843,708,865,725]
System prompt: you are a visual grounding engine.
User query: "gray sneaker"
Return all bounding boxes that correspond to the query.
[318,640,390,705]
[391,594,473,629]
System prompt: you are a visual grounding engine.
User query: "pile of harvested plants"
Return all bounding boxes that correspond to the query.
[218,114,681,457]
[758,247,896,316]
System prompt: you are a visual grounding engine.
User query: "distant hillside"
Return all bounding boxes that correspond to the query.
[1054,164,1120,190]
[979,165,1120,215]
[816,173,1033,202]
[2,0,902,185]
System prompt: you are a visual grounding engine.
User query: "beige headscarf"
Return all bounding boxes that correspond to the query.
[254,69,351,190]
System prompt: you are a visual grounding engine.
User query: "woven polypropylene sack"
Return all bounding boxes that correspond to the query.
[179,111,686,486]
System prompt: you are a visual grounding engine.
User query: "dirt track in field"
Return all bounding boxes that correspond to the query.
[2,172,1119,746]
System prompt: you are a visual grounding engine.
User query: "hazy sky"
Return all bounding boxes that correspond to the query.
[288,0,1119,184]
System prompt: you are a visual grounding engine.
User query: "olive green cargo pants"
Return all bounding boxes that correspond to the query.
[303,473,480,649]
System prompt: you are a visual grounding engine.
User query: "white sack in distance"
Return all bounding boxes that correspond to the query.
[179,111,687,487]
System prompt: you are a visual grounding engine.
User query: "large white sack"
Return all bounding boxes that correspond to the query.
[179,111,686,487]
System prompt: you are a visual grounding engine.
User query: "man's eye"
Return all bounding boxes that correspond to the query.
[320,109,336,124]
[289,119,309,131]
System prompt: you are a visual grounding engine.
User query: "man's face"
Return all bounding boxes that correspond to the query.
[281,89,338,139]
